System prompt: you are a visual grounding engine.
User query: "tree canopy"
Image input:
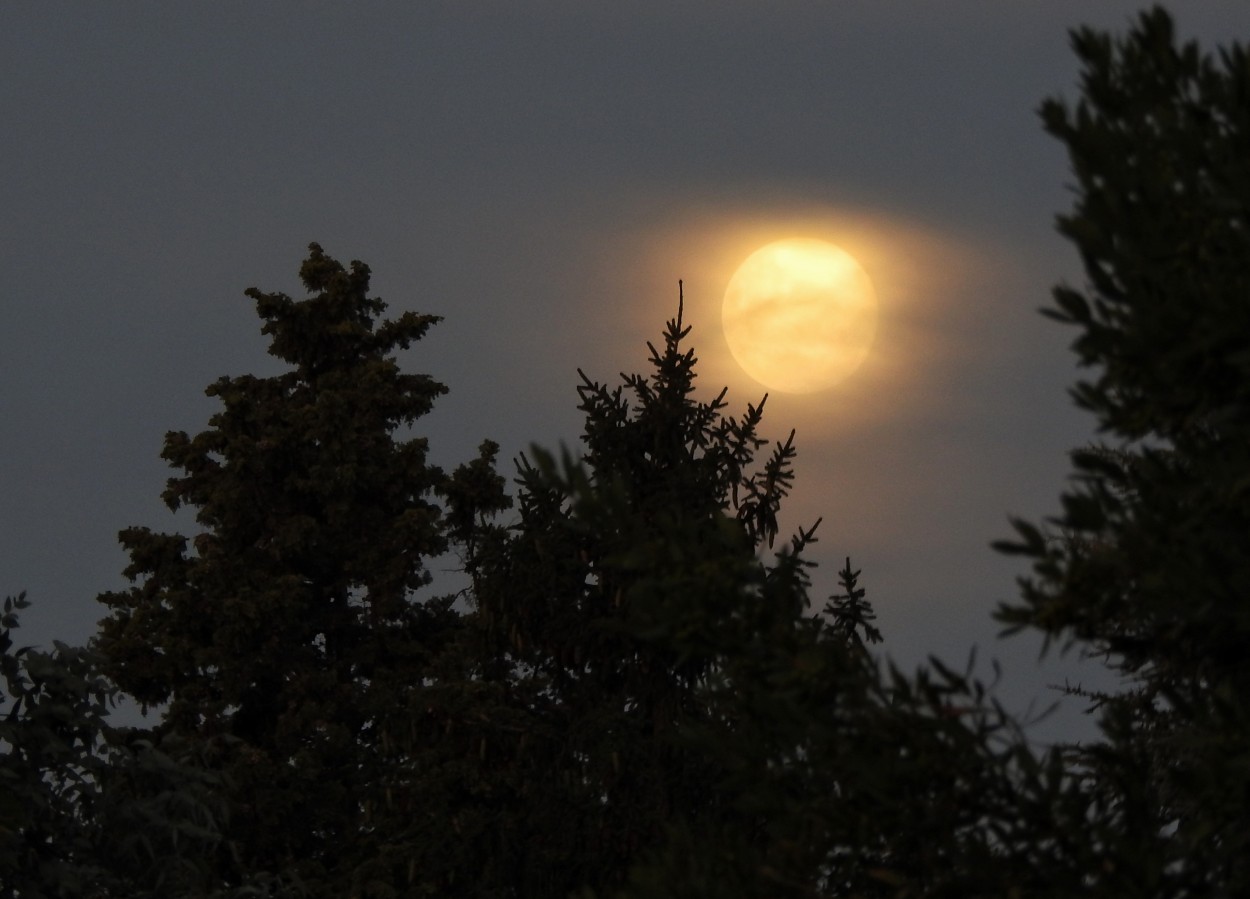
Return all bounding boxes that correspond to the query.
[1,592,230,898]
[997,6,1250,893]
[94,244,487,894]
[4,6,1249,897]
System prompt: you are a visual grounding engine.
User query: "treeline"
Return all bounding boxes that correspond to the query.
[4,9,1249,897]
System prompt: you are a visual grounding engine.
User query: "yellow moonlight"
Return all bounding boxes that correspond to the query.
[722,238,878,393]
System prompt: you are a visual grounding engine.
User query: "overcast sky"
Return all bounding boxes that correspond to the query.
[5,3,1247,742]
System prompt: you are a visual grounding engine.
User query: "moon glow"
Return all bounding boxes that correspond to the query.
[722,238,878,393]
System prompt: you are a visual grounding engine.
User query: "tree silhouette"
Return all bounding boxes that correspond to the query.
[2,592,230,898]
[95,244,491,894]
[457,295,847,895]
[453,296,1045,897]
[60,10,1250,892]
[998,7,1250,893]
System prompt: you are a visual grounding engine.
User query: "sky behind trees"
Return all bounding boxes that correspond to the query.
[4,2,1248,742]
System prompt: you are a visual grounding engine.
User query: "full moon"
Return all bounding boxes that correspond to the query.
[722,238,878,393]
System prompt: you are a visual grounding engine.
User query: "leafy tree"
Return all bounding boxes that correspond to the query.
[95,244,496,894]
[998,7,1250,893]
[1,592,227,898]
[2,591,117,897]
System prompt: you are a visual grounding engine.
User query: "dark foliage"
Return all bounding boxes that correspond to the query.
[19,9,1250,894]
[997,7,1250,893]
[454,298,1053,898]
[94,244,493,894]
[1,593,230,898]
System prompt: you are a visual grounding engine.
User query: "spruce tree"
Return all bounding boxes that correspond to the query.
[452,297,795,894]
[456,297,1036,897]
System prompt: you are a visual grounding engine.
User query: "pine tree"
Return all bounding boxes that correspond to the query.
[95,244,474,893]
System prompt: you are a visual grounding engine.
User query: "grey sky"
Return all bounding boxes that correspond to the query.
[5,3,1246,742]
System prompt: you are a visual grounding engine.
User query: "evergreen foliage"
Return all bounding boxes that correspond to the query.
[10,7,1249,894]
[456,298,1039,897]
[458,297,849,894]
[94,244,490,894]
[997,7,1250,893]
